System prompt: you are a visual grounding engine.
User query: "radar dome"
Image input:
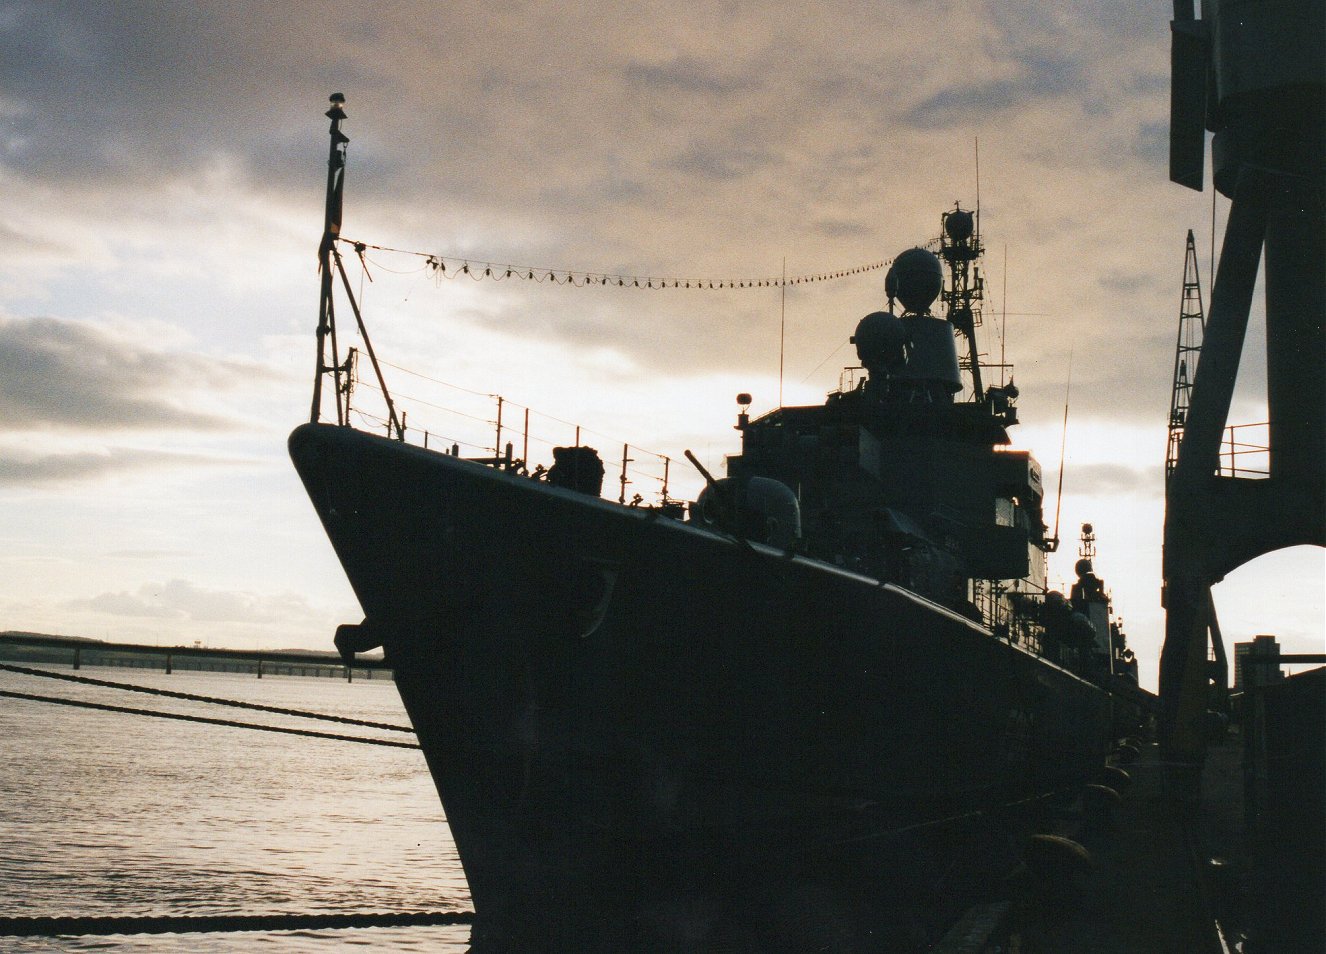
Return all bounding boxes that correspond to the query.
[891,248,943,314]
[945,210,975,242]
[852,311,906,372]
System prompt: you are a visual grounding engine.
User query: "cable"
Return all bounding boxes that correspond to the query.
[0,663,414,733]
[377,358,497,398]
[799,338,851,384]
[0,689,421,750]
[358,380,496,427]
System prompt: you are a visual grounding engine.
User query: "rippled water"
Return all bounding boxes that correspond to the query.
[0,664,473,952]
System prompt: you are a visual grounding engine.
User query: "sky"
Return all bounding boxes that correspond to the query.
[1,1,1320,689]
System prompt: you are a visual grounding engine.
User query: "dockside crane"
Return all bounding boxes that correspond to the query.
[1165,231,1205,484]
[1162,0,1324,790]
[1163,231,1230,705]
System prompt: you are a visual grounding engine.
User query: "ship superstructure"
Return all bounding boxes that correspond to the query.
[716,208,1128,682]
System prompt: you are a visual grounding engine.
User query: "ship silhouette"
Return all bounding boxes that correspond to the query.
[291,99,1142,951]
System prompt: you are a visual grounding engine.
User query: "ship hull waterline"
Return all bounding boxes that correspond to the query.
[289,422,1112,945]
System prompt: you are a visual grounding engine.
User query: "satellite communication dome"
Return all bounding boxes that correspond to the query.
[891,248,943,314]
[1075,558,1094,578]
[945,210,975,241]
[884,265,898,303]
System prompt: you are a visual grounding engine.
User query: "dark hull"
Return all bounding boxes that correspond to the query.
[290,423,1112,949]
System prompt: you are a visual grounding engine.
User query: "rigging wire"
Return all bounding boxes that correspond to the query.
[351,408,486,452]
[377,358,498,398]
[358,351,675,473]
[799,338,851,385]
[357,379,496,427]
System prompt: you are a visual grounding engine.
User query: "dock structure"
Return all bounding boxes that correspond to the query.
[1161,0,1324,782]
[934,658,1322,952]
[931,6,1326,945]
[1149,3,1325,946]
[993,741,1228,953]
[0,631,391,680]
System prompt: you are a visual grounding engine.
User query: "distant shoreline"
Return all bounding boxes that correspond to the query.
[0,631,392,681]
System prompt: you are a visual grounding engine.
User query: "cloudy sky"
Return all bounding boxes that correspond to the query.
[2,1,1319,687]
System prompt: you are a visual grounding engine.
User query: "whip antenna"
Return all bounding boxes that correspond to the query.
[779,257,787,407]
[1048,350,1073,552]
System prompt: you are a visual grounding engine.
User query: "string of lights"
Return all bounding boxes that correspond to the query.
[342,236,942,291]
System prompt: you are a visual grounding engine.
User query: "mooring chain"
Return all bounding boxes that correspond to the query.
[0,662,414,733]
[0,689,421,750]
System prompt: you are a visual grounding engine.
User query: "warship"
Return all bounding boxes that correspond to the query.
[291,98,1141,949]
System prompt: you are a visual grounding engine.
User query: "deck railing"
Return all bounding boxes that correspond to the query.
[348,363,681,507]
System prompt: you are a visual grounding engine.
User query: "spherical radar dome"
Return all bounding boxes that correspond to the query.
[853,310,906,369]
[890,248,943,314]
[945,210,975,242]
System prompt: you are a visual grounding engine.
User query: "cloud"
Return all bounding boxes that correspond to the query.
[0,447,227,484]
[0,2,316,187]
[623,55,761,97]
[664,141,775,181]
[72,590,184,620]
[0,0,1239,437]
[103,548,196,559]
[1057,462,1161,498]
[66,579,322,625]
[0,316,260,432]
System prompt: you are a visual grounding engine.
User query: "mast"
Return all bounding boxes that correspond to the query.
[311,93,350,424]
[939,204,985,400]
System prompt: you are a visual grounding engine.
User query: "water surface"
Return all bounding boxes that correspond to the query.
[0,664,472,952]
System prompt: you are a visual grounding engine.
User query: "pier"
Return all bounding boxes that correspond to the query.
[933,662,1323,952]
[0,631,391,680]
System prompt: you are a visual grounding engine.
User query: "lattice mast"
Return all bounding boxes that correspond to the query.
[1166,230,1205,482]
[938,204,986,400]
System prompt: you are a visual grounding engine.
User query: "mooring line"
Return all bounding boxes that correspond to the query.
[0,910,474,937]
[0,689,421,750]
[0,662,414,733]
